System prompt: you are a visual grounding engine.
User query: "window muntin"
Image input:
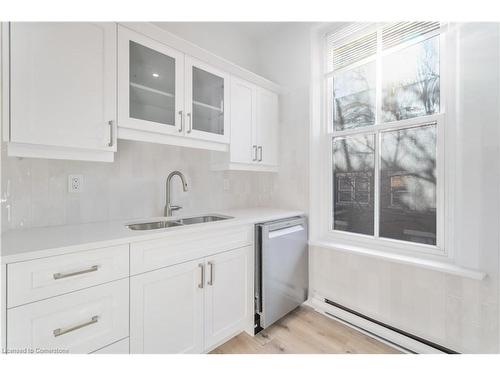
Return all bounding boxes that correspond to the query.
[326,22,442,249]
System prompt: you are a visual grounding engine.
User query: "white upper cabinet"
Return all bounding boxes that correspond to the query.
[229,77,257,164]
[184,57,230,144]
[2,22,280,161]
[256,87,279,167]
[5,22,117,162]
[117,26,230,151]
[212,77,279,172]
[118,26,184,137]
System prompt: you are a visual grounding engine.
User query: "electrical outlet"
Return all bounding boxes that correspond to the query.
[223,178,230,191]
[68,175,84,193]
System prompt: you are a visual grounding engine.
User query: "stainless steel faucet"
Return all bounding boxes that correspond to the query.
[165,171,189,217]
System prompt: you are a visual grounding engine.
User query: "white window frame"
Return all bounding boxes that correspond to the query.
[316,22,452,260]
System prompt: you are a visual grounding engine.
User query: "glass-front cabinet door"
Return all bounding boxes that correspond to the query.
[118,26,184,135]
[184,57,230,143]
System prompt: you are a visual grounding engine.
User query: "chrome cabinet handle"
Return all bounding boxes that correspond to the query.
[198,263,205,288]
[178,110,184,133]
[187,113,192,133]
[53,265,99,280]
[258,146,263,162]
[252,145,258,161]
[108,120,114,147]
[53,315,99,337]
[207,261,214,286]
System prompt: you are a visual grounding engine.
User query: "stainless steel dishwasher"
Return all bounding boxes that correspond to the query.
[255,216,308,332]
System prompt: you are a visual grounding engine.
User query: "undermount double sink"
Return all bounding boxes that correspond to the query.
[126,214,233,231]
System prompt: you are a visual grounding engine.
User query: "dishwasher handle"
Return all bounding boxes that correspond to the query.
[264,217,306,231]
[268,224,305,239]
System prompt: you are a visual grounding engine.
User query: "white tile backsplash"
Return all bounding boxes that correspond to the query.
[1,140,278,231]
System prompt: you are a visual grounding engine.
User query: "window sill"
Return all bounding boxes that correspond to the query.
[309,239,487,281]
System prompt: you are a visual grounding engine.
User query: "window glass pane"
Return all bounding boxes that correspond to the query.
[381,36,440,122]
[333,135,375,235]
[379,124,437,245]
[333,61,376,131]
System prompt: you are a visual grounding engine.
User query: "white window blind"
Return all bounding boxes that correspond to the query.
[382,22,440,50]
[328,31,377,71]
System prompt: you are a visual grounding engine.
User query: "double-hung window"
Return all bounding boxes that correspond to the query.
[326,22,444,253]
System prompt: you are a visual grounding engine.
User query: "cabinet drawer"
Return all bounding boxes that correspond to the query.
[130,225,253,274]
[7,279,129,354]
[7,244,129,308]
[92,337,129,354]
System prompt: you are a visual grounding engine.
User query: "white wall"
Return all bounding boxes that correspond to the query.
[255,23,316,213]
[310,22,500,353]
[1,140,276,230]
[154,22,261,73]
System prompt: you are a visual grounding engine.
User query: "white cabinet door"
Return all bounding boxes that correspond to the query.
[185,56,230,144]
[256,87,279,167]
[117,26,184,136]
[212,80,279,171]
[204,247,251,350]
[130,259,204,354]
[230,77,257,164]
[9,22,117,153]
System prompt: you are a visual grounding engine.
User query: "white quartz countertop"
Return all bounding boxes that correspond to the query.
[1,208,304,264]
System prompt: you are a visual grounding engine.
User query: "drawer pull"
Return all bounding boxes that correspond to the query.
[53,315,99,337]
[53,265,99,280]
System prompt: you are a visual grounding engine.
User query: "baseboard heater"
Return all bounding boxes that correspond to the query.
[324,298,458,354]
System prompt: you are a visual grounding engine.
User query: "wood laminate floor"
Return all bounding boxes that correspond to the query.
[210,306,401,354]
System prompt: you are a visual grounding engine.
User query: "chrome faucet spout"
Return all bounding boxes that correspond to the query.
[165,171,189,217]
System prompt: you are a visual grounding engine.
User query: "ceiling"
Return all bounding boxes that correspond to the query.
[155,22,304,43]
[218,22,297,42]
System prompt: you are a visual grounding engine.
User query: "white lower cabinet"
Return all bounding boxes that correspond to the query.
[130,246,252,353]
[204,247,251,350]
[7,279,129,354]
[3,226,254,354]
